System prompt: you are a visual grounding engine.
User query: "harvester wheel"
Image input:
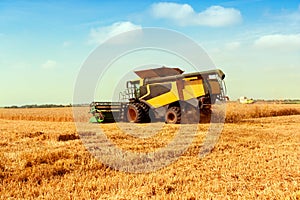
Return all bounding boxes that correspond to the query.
[127,103,144,123]
[165,106,181,124]
[139,102,151,122]
[139,102,149,113]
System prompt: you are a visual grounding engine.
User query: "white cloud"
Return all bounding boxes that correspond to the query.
[150,2,242,27]
[62,41,72,47]
[41,60,57,69]
[225,41,241,50]
[275,4,300,22]
[88,21,142,45]
[254,34,300,51]
[286,5,300,21]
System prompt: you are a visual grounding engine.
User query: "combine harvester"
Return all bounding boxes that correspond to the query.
[89,67,226,124]
[239,96,254,104]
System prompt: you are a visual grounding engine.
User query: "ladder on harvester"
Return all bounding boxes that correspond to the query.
[118,102,128,122]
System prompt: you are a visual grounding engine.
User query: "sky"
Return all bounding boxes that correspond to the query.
[0,0,300,106]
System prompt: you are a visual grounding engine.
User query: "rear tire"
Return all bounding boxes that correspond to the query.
[165,106,181,124]
[127,103,144,123]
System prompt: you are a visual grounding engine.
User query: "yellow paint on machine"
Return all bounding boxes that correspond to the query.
[144,79,206,108]
[182,79,205,101]
[146,82,179,108]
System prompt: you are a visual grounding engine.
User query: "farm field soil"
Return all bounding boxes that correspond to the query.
[0,104,299,199]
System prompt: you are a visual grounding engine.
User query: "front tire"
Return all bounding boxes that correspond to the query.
[139,102,151,122]
[127,103,145,123]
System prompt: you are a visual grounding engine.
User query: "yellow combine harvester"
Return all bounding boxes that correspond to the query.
[90,67,226,124]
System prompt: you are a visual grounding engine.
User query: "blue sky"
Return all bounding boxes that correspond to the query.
[1,0,300,106]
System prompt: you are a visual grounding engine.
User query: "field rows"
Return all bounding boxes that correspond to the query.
[0,103,300,123]
[0,103,300,199]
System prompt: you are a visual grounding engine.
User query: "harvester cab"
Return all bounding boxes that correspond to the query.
[124,80,141,101]
[89,66,226,124]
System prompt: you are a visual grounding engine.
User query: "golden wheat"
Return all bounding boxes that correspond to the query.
[1,103,299,123]
[0,103,300,199]
[0,107,89,122]
[225,102,300,122]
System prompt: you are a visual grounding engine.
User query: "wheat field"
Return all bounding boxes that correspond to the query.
[0,103,300,199]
